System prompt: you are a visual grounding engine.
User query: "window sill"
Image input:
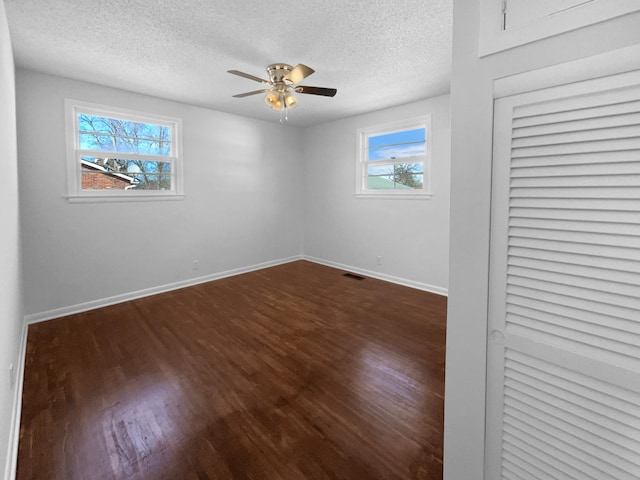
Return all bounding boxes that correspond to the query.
[67,194,185,204]
[355,193,432,200]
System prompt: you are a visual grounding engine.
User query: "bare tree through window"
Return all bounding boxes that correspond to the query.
[79,114,172,190]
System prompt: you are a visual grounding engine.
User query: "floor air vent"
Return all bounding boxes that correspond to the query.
[343,273,365,280]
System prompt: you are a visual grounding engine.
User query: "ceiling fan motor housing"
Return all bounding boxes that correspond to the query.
[267,64,294,84]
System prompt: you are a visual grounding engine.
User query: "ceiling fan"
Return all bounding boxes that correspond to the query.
[228,63,337,120]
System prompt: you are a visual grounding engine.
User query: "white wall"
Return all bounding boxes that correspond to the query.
[16,70,303,319]
[16,70,451,317]
[0,1,24,477]
[444,3,640,479]
[302,96,451,293]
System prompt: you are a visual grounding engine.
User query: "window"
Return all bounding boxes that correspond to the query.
[65,99,183,201]
[356,116,432,198]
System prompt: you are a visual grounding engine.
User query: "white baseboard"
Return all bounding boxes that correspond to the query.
[4,321,27,480]
[24,255,303,324]
[302,256,448,297]
[24,254,446,325]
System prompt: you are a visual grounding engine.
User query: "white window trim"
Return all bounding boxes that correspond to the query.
[64,99,184,202]
[355,116,432,199]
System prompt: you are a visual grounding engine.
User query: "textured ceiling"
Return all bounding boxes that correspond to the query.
[4,0,452,126]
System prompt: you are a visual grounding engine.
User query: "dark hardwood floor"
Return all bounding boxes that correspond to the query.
[17,260,447,479]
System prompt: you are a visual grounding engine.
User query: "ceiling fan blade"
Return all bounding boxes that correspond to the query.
[227,70,271,85]
[284,64,315,84]
[232,89,270,98]
[295,86,337,97]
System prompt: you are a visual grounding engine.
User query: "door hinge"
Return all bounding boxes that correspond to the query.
[502,0,508,30]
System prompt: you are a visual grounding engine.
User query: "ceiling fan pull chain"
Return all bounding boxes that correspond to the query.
[280,104,289,124]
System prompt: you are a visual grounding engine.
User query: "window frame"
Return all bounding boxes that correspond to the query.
[355,116,432,199]
[65,99,184,202]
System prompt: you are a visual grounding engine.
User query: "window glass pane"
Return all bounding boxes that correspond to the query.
[395,172,424,189]
[128,174,173,190]
[393,162,424,175]
[367,164,394,176]
[368,128,425,148]
[367,162,424,190]
[368,127,426,161]
[78,114,171,155]
[367,175,395,189]
[368,143,426,161]
[80,157,171,174]
[79,134,170,155]
[367,175,416,190]
[394,163,424,189]
[80,156,172,191]
[81,171,137,190]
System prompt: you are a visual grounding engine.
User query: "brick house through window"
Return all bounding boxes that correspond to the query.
[81,159,138,190]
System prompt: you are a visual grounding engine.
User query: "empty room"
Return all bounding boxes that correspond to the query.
[2,1,640,479]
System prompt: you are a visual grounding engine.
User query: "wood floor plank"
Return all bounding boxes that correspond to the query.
[17,260,447,479]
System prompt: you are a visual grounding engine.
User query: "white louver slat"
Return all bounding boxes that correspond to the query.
[486,69,640,479]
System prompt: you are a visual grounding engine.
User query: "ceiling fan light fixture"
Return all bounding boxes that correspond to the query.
[264,91,283,110]
[284,91,298,109]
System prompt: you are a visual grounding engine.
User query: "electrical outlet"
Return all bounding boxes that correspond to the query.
[193,260,199,270]
[9,363,15,389]
[376,256,382,265]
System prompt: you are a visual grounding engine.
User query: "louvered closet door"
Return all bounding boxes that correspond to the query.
[485,69,640,480]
